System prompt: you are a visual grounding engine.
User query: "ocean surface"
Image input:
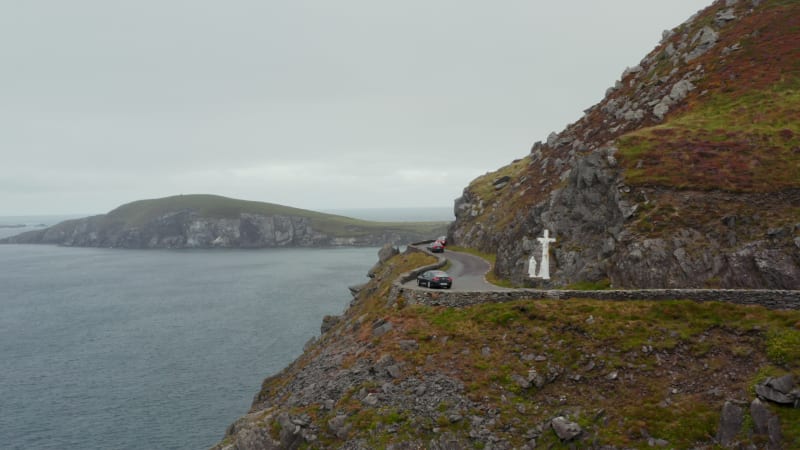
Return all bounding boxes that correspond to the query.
[0,213,400,449]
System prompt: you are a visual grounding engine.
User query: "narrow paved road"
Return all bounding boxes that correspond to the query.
[405,247,509,292]
[400,246,800,310]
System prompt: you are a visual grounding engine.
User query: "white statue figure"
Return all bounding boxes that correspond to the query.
[527,255,537,278]
[536,229,556,280]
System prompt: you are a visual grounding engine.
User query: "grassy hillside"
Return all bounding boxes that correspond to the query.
[619,82,800,191]
[618,12,800,191]
[106,194,449,238]
[446,0,800,288]
[226,252,800,448]
[459,0,800,216]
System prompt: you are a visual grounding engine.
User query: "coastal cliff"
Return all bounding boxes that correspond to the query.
[0,195,448,249]
[213,1,800,448]
[213,248,800,449]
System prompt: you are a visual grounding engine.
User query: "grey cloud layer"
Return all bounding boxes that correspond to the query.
[0,0,710,214]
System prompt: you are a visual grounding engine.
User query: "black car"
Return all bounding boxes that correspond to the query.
[416,270,453,289]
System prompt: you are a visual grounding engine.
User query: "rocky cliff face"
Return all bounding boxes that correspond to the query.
[2,211,424,248]
[213,249,800,449]
[449,0,800,289]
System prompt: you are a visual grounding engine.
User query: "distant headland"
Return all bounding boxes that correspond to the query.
[0,194,450,249]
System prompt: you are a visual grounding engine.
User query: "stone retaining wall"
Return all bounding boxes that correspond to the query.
[390,286,800,310]
[393,246,800,310]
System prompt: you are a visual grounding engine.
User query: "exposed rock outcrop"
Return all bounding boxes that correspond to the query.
[756,374,800,406]
[368,243,401,277]
[550,416,582,442]
[713,375,800,449]
[448,0,800,289]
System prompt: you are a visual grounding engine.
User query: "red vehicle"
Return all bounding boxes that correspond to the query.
[436,236,447,246]
[416,270,453,289]
[427,242,445,253]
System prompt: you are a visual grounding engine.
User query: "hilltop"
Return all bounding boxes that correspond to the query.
[0,194,448,248]
[449,0,800,289]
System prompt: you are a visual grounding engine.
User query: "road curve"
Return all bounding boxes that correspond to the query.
[405,247,509,292]
[399,246,800,310]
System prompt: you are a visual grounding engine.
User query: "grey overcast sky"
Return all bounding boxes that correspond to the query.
[0,0,712,216]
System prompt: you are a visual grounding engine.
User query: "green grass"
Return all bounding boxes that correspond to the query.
[618,80,800,192]
[468,158,531,202]
[458,156,546,234]
[776,406,800,447]
[236,245,800,449]
[766,328,800,367]
[393,298,800,447]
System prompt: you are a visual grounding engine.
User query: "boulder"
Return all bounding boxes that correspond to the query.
[551,416,582,441]
[362,393,380,407]
[653,98,672,120]
[756,375,798,405]
[377,243,400,263]
[348,283,366,296]
[320,315,341,334]
[369,245,402,277]
[685,26,719,61]
[669,79,695,102]
[751,398,784,450]
[277,412,304,449]
[715,8,737,26]
[716,401,743,446]
[327,415,350,439]
[511,373,531,389]
[767,415,783,450]
[750,398,771,435]
[372,318,393,337]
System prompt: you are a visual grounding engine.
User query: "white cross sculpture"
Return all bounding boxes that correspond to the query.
[535,229,556,280]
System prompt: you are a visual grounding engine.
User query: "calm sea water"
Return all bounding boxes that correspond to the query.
[0,243,379,450]
[0,215,84,240]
